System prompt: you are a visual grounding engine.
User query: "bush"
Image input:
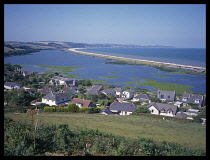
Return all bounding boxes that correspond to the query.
[68,103,79,113]
[135,106,149,113]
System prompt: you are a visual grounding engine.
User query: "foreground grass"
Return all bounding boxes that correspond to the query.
[5,112,205,150]
[138,79,193,95]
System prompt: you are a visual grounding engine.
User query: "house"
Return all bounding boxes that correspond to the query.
[122,89,135,99]
[157,90,176,102]
[42,92,71,106]
[174,101,183,108]
[109,102,136,115]
[4,82,21,90]
[180,93,205,108]
[175,112,187,119]
[115,88,124,98]
[49,76,78,87]
[100,106,114,115]
[60,86,78,94]
[101,88,116,96]
[15,67,35,76]
[148,102,178,117]
[38,87,57,95]
[70,98,95,108]
[132,94,151,102]
[85,85,104,95]
[184,109,200,116]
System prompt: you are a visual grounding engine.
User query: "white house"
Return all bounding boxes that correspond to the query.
[4,82,21,90]
[122,89,135,99]
[148,102,178,117]
[108,102,136,115]
[42,92,71,106]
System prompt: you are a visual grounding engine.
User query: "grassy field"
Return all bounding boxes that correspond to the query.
[5,112,205,150]
[138,79,193,95]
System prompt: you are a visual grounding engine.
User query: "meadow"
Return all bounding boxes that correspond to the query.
[5,112,206,150]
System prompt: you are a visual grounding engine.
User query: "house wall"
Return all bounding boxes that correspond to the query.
[160,112,174,117]
[120,111,133,115]
[148,106,159,115]
[42,98,56,106]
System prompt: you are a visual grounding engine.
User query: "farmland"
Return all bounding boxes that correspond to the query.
[5,112,206,151]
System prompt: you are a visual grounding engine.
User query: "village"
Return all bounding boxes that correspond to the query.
[4,63,206,124]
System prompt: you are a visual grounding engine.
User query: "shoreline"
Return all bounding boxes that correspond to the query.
[68,48,206,71]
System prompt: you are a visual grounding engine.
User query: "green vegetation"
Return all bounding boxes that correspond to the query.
[125,81,141,84]
[109,72,118,74]
[169,72,186,74]
[155,75,170,77]
[5,113,206,152]
[100,76,118,78]
[130,77,139,79]
[138,79,193,95]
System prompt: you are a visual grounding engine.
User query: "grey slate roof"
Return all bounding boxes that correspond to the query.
[134,94,151,99]
[4,82,21,88]
[175,112,187,119]
[85,90,100,95]
[180,93,205,106]
[91,85,103,91]
[42,92,70,101]
[157,90,176,102]
[148,102,178,115]
[101,88,116,95]
[100,106,114,115]
[110,102,136,112]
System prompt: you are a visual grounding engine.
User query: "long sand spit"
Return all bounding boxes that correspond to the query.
[68,48,206,71]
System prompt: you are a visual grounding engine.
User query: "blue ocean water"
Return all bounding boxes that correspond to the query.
[78,48,206,67]
[4,49,206,94]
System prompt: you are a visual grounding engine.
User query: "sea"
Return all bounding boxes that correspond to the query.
[4,48,206,94]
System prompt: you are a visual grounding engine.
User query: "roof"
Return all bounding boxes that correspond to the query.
[114,88,124,92]
[4,82,21,87]
[61,86,76,93]
[110,102,136,112]
[85,90,100,95]
[186,109,200,113]
[71,98,92,108]
[134,94,151,99]
[148,102,178,115]
[101,88,116,94]
[100,106,114,115]
[180,93,204,105]
[175,112,187,119]
[42,92,70,101]
[124,89,135,93]
[91,85,103,91]
[157,90,175,102]
[38,87,57,94]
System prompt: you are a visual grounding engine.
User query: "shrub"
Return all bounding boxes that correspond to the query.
[68,103,79,113]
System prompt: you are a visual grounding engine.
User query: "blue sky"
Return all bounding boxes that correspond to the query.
[4,4,206,48]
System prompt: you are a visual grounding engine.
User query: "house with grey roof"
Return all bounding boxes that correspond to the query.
[4,82,21,90]
[15,67,35,76]
[108,102,136,115]
[42,92,71,106]
[132,94,151,102]
[38,87,57,95]
[157,90,176,102]
[60,86,78,94]
[90,85,104,91]
[148,102,178,117]
[84,85,104,95]
[175,112,187,119]
[49,76,78,87]
[100,106,114,115]
[122,89,135,99]
[180,93,205,108]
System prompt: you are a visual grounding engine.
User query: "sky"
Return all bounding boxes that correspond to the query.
[4,4,206,48]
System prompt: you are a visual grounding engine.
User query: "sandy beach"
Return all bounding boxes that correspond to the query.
[68,48,206,71]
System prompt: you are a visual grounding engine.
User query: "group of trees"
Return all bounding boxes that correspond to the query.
[4,44,40,57]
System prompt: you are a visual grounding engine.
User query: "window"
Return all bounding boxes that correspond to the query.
[168,95,170,99]
[161,95,164,99]
[195,99,200,103]
[151,109,154,113]
[182,98,187,101]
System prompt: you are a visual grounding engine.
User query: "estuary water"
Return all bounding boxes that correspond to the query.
[78,48,206,68]
[4,49,206,94]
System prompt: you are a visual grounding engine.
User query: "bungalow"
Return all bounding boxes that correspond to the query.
[184,109,200,116]
[132,94,151,102]
[148,102,178,117]
[175,112,187,119]
[42,92,71,106]
[60,86,78,94]
[122,89,135,99]
[157,90,176,102]
[180,93,205,108]
[108,102,136,115]
[100,88,116,96]
[15,67,35,76]
[4,82,21,90]
[49,76,78,87]
[70,98,95,108]
[85,85,104,95]
[38,87,57,95]
[100,106,114,115]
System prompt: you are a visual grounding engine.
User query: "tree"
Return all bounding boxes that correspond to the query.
[135,105,149,113]
[68,103,80,112]
[150,97,161,103]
